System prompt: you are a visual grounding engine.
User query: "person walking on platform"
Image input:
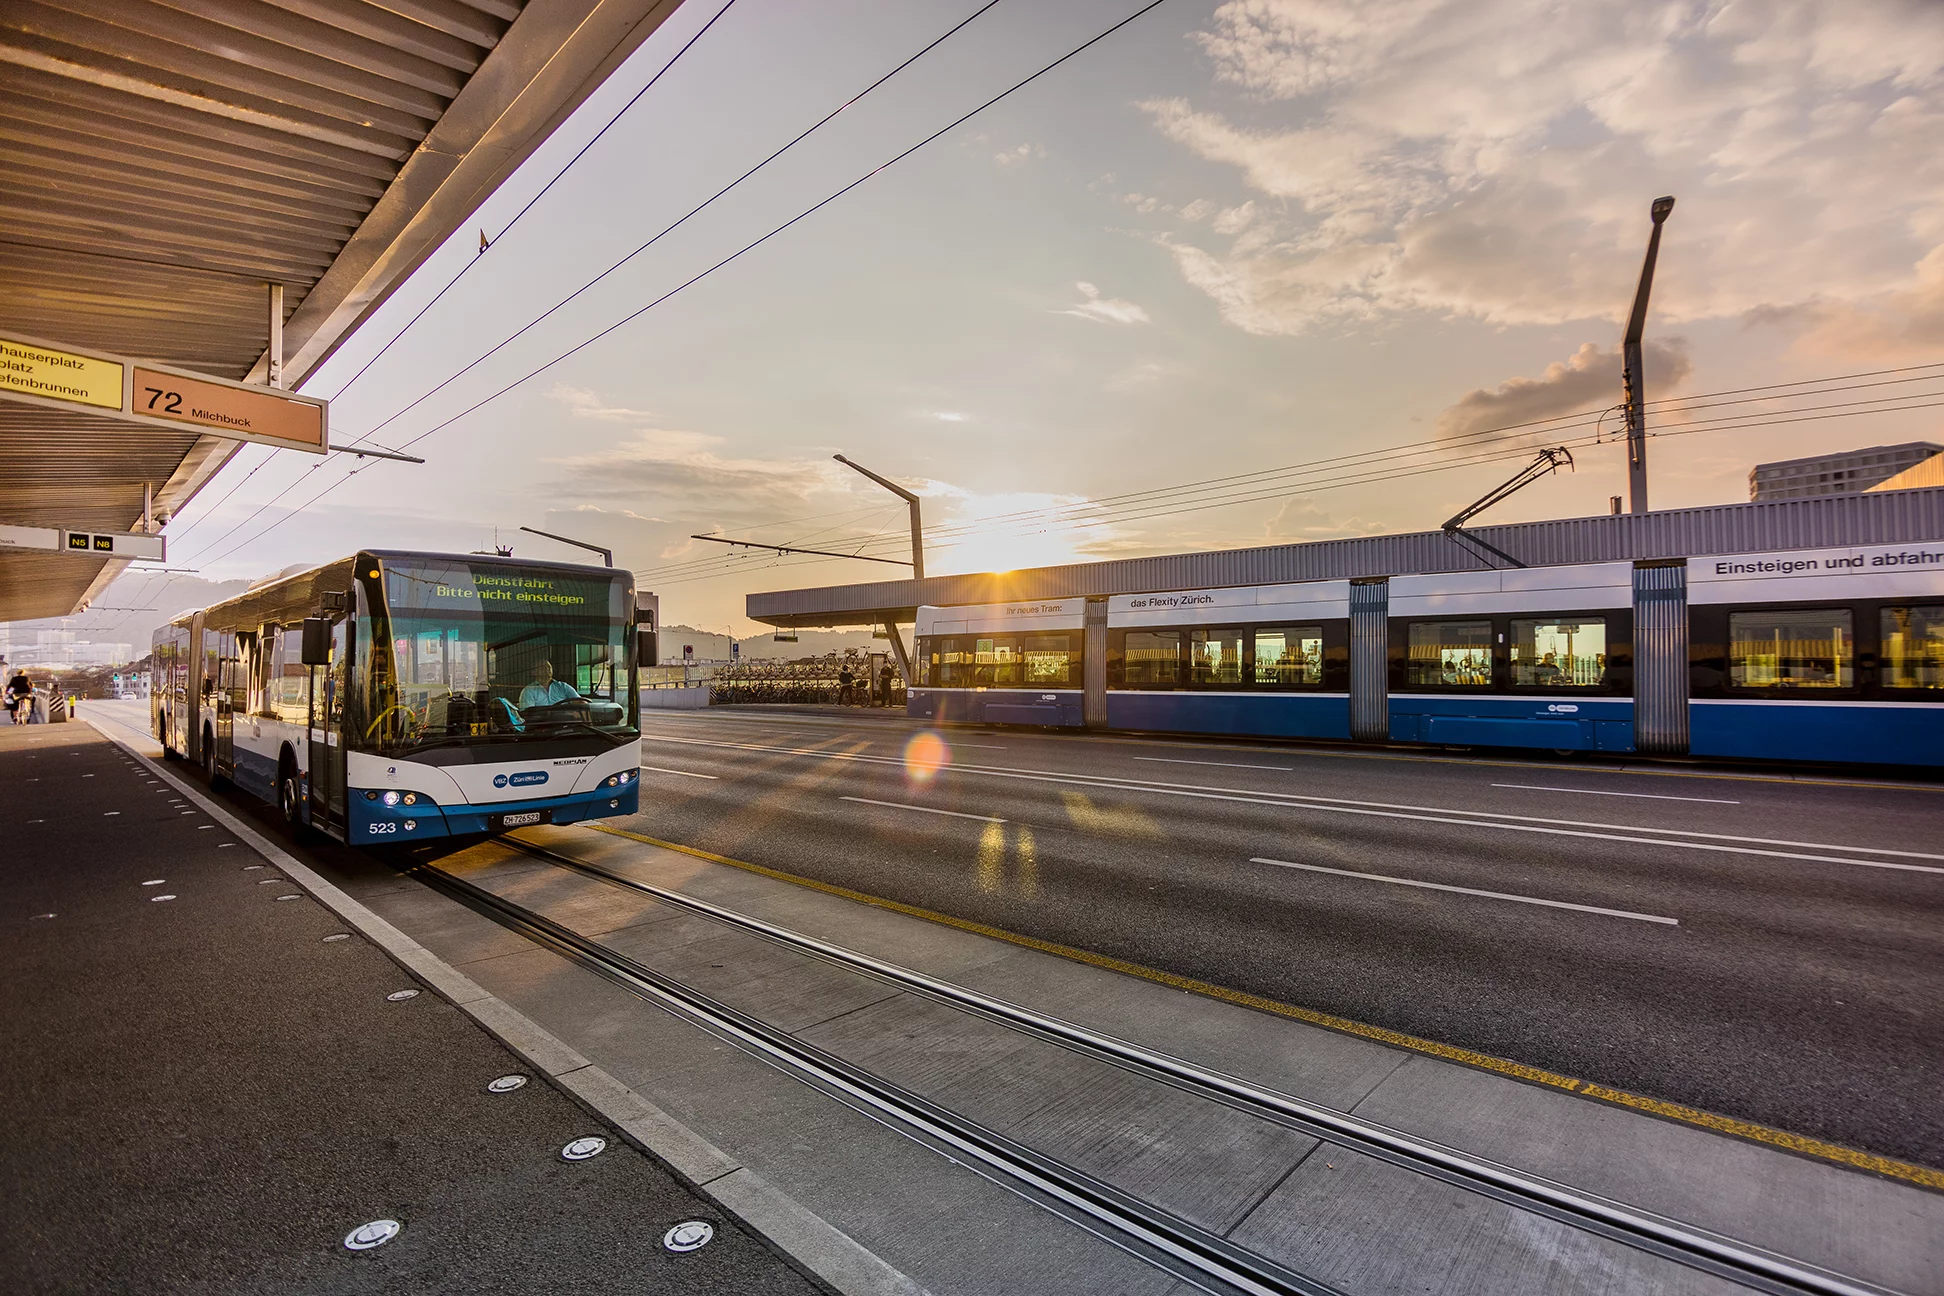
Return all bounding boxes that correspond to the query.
[5,670,31,724]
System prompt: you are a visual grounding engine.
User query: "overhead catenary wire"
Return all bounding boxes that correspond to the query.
[628,367,1944,578]
[318,0,742,406]
[629,387,1944,584]
[349,0,1008,448]
[167,2,743,565]
[176,0,1177,569]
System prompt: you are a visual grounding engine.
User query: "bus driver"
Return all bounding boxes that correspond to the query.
[519,659,581,710]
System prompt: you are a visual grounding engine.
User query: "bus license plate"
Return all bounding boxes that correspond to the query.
[500,811,543,828]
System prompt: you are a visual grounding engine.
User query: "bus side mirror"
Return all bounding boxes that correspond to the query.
[636,628,657,667]
[300,618,332,666]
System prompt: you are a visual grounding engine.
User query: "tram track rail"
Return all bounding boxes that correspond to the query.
[414,836,1909,1296]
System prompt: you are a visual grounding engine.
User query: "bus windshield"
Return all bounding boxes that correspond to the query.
[364,559,636,754]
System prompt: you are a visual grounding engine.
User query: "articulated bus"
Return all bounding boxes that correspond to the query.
[153,550,648,844]
[906,541,1944,768]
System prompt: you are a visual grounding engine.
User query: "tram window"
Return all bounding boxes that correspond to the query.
[973,636,1021,686]
[1881,606,1944,689]
[1254,627,1322,687]
[936,637,972,687]
[1022,634,1074,686]
[1510,618,1607,688]
[1190,628,1245,685]
[1407,620,1493,688]
[1124,631,1182,686]
[1728,609,1853,689]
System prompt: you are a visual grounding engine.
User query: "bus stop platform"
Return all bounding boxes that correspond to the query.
[0,718,827,1295]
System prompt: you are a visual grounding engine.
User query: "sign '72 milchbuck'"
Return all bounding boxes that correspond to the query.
[0,331,326,454]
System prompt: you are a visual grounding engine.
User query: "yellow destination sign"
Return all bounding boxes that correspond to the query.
[0,336,123,410]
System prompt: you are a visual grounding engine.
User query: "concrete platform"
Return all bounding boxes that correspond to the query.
[0,720,831,1295]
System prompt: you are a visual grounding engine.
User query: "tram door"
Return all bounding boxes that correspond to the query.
[308,618,349,832]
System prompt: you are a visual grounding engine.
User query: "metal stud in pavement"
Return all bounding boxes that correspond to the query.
[275,894,302,901]
[663,1221,715,1253]
[560,1136,606,1161]
[386,989,419,1002]
[343,1219,401,1251]
[323,934,351,943]
[151,895,177,902]
[142,879,165,886]
[486,1075,528,1093]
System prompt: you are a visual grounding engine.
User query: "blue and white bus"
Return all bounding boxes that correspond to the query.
[906,541,1944,768]
[153,550,647,843]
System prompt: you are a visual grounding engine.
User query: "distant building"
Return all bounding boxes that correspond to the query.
[1749,442,1943,502]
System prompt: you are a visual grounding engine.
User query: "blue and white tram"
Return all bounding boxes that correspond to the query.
[907,599,1087,726]
[906,540,1944,768]
[154,550,649,843]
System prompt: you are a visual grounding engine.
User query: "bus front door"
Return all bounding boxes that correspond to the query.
[308,618,348,834]
[214,632,237,773]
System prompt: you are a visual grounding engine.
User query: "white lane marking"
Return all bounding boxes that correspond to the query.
[949,743,1009,750]
[1254,857,1680,925]
[840,796,1005,824]
[639,764,718,781]
[1136,756,1292,772]
[1492,783,1740,805]
[644,733,1944,874]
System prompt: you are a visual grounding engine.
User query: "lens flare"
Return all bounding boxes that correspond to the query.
[903,730,950,786]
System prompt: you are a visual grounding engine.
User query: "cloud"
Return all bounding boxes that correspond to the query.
[1057,281,1152,325]
[1434,339,1692,441]
[1793,242,1944,360]
[1138,0,1944,334]
[1260,496,1385,541]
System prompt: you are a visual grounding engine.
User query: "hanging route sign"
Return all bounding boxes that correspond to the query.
[132,365,324,448]
[0,330,326,455]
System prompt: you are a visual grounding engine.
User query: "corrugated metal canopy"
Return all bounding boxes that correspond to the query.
[746,487,1944,629]
[1,0,686,620]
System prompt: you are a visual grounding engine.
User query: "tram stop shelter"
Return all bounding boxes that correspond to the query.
[1,0,689,621]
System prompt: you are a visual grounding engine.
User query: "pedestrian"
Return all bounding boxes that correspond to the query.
[837,662,855,706]
[5,669,30,725]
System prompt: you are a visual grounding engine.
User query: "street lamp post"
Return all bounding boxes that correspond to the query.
[833,455,924,580]
[1621,195,1676,515]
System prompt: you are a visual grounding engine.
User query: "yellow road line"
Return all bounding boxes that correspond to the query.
[588,820,1944,1192]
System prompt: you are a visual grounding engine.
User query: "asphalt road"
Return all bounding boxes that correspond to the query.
[625,706,1944,1171]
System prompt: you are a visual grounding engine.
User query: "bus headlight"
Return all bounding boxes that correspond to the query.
[402,792,419,806]
[604,770,637,788]
[404,820,417,831]
[382,790,401,807]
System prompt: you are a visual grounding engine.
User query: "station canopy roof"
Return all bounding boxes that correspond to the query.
[1,0,686,621]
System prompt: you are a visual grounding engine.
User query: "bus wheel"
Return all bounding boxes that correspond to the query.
[202,726,225,789]
[279,756,307,836]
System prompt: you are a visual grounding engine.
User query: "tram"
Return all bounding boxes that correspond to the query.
[906,540,1944,768]
[153,550,649,843]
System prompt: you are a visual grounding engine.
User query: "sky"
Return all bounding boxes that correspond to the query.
[74,0,1944,641]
